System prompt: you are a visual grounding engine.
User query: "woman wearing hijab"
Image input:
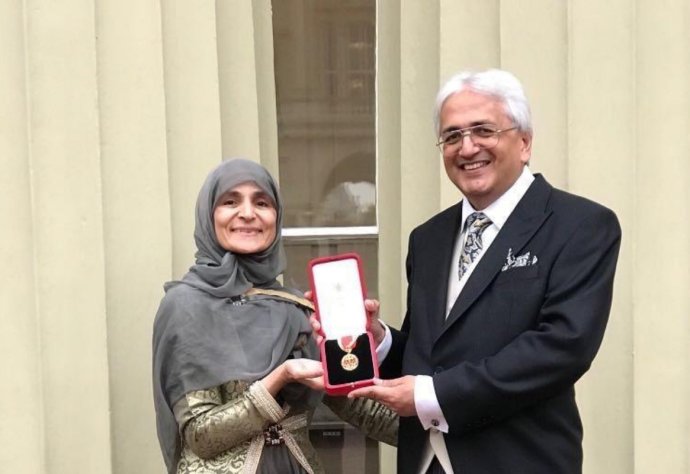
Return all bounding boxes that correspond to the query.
[153,159,396,474]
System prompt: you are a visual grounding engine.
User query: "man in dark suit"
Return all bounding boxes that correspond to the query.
[350,69,622,473]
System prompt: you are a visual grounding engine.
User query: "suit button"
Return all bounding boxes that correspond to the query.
[431,419,440,427]
[434,366,443,374]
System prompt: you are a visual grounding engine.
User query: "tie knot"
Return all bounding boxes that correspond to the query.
[465,212,491,233]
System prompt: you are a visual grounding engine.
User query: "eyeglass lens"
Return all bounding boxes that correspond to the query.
[441,126,500,149]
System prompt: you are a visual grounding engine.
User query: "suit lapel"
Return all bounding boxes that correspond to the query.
[439,175,553,339]
[424,203,463,340]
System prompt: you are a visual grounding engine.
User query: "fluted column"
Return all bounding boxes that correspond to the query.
[23,0,113,471]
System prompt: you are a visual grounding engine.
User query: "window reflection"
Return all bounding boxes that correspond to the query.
[283,239,378,298]
[273,1,378,470]
[283,238,379,474]
[272,0,376,228]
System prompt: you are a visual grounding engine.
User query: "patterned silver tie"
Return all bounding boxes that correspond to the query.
[458,212,492,280]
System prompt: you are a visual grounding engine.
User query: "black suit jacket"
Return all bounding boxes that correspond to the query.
[380,174,621,474]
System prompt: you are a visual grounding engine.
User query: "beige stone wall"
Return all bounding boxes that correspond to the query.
[1,1,688,473]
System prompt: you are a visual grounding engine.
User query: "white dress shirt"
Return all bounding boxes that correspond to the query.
[376,166,535,473]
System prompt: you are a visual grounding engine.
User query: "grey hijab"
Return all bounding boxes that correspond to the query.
[152,159,319,473]
[178,157,286,297]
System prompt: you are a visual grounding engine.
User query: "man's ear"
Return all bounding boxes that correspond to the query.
[520,132,533,164]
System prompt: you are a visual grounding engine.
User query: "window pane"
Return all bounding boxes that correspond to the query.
[272,0,376,228]
[273,1,379,471]
[283,237,379,474]
[283,238,378,298]
[309,404,379,474]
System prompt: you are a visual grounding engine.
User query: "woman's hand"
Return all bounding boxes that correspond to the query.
[261,359,324,396]
[284,359,325,391]
[283,359,323,382]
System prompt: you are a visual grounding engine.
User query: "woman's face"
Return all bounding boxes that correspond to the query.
[213,182,278,254]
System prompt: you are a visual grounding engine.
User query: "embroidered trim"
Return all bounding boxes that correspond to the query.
[248,382,284,423]
[245,287,315,311]
[243,433,264,474]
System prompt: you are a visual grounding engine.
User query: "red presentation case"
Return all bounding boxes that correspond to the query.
[308,253,379,395]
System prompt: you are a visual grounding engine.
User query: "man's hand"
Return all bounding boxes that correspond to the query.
[304,290,325,344]
[305,291,385,346]
[364,299,385,345]
[348,376,417,417]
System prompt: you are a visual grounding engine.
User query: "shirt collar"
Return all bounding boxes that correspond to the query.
[461,166,535,231]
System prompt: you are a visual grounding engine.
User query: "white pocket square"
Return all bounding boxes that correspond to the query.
[502,248,538,272]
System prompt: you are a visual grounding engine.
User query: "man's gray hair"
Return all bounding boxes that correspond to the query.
[433,69,533,136]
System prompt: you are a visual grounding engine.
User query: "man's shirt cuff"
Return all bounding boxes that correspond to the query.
[414,375,449,433]
[374,321,392,364]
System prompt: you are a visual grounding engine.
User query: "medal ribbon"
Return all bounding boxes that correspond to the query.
[338,335,357,353]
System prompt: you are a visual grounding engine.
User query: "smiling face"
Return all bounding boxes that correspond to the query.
[213,182,278,254]
[439,89,532,210]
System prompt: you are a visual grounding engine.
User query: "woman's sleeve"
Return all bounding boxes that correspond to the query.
[322,395,398,446]
[173,381,285,460]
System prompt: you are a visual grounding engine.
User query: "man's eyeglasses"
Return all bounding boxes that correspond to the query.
[436,124,518,151]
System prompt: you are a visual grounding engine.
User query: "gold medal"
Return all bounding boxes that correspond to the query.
[338,335,359,371]
[341,352,359,371]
